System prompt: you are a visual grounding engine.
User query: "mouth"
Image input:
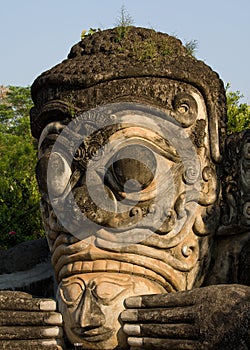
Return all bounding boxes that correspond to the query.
[51,227,198,292]
[73,326,114,342]
[46,201,198,292]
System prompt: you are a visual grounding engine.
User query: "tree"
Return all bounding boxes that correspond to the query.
[226,84,250,134]
[0,86,43,249]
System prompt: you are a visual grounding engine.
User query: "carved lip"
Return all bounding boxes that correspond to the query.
[73,326,114,342]
[53,229,192,291]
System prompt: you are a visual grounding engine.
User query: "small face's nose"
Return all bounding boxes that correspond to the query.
[79,288,105,330]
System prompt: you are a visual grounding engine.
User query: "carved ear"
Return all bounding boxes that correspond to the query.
[198,166,217,206]
[209,108,222,163]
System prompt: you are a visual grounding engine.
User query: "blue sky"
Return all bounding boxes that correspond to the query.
[1,0,249,103]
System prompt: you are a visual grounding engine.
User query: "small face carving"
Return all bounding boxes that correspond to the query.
[58,273,165,349]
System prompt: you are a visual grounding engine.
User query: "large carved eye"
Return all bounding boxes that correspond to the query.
[111,144,157,193]
[172,93,198,127]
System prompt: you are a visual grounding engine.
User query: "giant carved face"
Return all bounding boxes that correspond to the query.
[36,81,219,349]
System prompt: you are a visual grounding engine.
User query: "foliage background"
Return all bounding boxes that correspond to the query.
[0,86,43,249]
[226,84,250,134]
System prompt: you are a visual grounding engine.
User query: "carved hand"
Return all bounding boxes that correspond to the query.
[121,284,250,350]
[0,291,64,350]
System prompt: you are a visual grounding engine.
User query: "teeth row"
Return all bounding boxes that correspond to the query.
[58,259,167,287]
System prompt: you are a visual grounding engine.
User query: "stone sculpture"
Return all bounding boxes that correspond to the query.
[1,27,249,349]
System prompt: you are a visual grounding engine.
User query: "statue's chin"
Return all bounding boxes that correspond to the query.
[65,328,127,350]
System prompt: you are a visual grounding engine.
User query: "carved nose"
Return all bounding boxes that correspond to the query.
[79,289,105,330]
[112,145,156,192]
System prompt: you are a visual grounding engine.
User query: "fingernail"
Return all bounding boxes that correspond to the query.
[123,324,140,335]
[40,300,57,311]
[42,340,57,346]
[121,310,138,322]
[128,337,143,346]
[44,313,63,325]
[42,340,64,350]
[42,326,60,337]
[125,296,142,308]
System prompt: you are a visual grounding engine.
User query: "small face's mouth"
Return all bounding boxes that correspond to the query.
[73,326,114,342]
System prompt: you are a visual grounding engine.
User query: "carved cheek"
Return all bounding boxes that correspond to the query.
[36,151,72,196]
[47,152,72,196]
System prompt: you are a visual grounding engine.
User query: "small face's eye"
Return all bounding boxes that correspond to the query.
[172,93,198,127]
[60,278,85,306]
[94,282,129,304]
[110,144,157,192]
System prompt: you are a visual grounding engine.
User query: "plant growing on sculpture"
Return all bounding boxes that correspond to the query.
[115,5,134,42]
[0,86,43,249]
[115,5,134,28]
[184,39,199,56]
[81,27,101,39]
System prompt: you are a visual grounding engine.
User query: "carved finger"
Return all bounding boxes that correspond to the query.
[0,326,63,340]
[128,337,200,349]
[121,306,195,323]
[0,339,63,350]
[0,311,62,326]
[0,292,56,312]
[125,290,195,309]
[124,323,198,339]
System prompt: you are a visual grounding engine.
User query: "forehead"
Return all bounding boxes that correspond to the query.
[38,106,209,164]
[39,79,208,137]
[69,78,206,107]
[33,78,208,134]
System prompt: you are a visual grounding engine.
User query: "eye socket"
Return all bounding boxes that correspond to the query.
[60,277,85,306]
[172,93,198,127]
